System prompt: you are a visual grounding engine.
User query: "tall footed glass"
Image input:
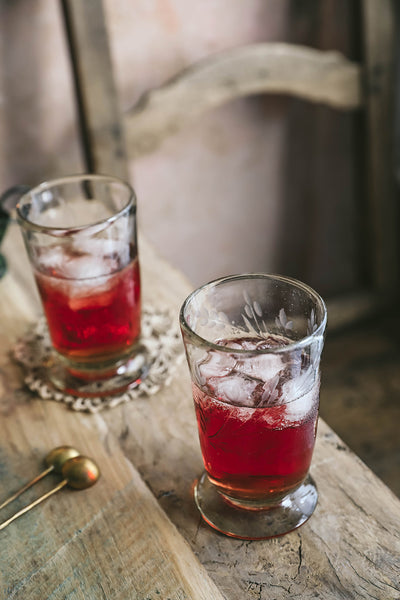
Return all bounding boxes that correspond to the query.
[180,274,327,539]
[16,174,149,397]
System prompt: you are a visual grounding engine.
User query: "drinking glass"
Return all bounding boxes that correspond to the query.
[16,174,149,397]
[180,273,327,539]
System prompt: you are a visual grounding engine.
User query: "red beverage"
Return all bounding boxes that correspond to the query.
[34,247,141,368]
[193,336,319,505]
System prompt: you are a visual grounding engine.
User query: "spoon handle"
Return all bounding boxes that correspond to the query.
[0,466,54,511]
[0,479,68,531]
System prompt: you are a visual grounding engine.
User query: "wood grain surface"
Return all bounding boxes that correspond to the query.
[61,0,130,181]
[0,224,399,599]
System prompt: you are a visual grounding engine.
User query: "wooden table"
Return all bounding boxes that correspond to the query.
[0,223,399,600]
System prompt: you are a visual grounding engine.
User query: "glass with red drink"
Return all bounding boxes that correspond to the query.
[180,274,327,539]
[16,174,148,396]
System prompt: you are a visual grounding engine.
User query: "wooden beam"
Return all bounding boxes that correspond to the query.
[61,0,129,180]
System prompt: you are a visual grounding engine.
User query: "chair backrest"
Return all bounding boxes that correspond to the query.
[60,0,399,331]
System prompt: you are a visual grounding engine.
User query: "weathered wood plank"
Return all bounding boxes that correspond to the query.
[61,0,129,179]
[1,224,399,599]
[124,43,362,157]
[0,234,223,599]
[0,402,225,600]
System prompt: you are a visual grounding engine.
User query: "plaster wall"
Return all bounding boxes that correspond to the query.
[0,0,357,296]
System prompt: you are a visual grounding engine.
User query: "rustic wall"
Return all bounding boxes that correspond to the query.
[104,0,290,288]
[0,0,358,296]
[0,1,82,185]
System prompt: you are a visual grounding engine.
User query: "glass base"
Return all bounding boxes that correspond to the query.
[45,344,151,398]
[194,471,318,540]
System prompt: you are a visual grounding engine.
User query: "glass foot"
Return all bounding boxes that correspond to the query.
[194,471,318,540]
[45,345,152,398]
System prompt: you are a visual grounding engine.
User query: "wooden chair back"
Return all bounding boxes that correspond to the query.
[60,0,399,330]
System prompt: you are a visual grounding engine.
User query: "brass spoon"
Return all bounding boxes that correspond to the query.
[0,446,80,511]
[0,456,100,531]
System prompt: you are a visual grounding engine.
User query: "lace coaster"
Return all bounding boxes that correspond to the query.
[13,306,185,413]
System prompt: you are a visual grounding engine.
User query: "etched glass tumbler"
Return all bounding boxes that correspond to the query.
[180,274,327,539]
[16,174,149,397]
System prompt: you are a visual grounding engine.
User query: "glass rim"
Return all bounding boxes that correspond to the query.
[16,173,136,236]
[179,273,328,354]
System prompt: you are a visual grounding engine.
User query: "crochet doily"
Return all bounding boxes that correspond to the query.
[13,306,185,413]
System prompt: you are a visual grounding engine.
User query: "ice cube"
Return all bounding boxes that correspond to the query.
[36,240,121,280]
[36,245,65,273]
[221,335,289,385]
[75,238,128,261]
[258,374,282,407]
[206,372,263,407]
[282,366,316,402]
[196,349,237,384]
[74,238,130,270]
[236,353,285,385]
[282,372,319,422]
[70,255,109,279]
